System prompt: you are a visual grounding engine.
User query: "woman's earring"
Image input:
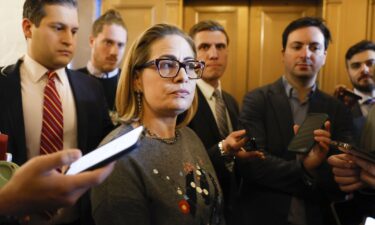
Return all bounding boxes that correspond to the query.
[136,91,142,118]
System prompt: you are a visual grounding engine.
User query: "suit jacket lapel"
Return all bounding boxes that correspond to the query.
[268,78,294,149]
[222,92,238,130]
[351,102,363,118]
[197,87,222,139]
[66,69,87,150]
[1,60,28,164]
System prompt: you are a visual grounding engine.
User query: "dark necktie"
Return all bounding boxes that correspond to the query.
[213,89,229,138]
[40,71,63,155]
[360,102,375,151]
[363,98,375,105]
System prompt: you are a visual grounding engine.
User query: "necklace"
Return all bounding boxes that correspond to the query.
[143,126,179,145]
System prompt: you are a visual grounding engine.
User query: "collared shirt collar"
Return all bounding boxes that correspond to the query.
[197,79,223,100]
[282,76,316,102]
[86,61,119,79]
[354,88,375,105]
[23,54,66,85]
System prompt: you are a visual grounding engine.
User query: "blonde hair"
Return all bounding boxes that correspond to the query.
[116,23,198,128]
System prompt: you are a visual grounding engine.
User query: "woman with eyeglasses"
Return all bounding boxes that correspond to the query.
[91,24,225,225]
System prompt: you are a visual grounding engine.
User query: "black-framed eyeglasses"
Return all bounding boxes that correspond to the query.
[136,58,205,79]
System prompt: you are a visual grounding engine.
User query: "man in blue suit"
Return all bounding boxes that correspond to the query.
[0,0,113,224]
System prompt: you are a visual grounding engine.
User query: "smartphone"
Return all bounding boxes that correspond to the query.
[330,140,375,164]
[339,88,362,100]
[65,126,143,175]
[365,217,375,225]
[288,113,329,154]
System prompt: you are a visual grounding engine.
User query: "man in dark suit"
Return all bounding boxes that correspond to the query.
[77,9,127,115]
[187,20,263,224]
[237,17,353,225]
[0,0,113,224]
[328,40,375,225]
[333,40,375,145]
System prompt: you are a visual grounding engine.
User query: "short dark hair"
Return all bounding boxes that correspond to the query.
[345,40,375,63]
[23,0,77,27]
[282,17,331,50]
[92,9,127,37]
[189,20,229,45]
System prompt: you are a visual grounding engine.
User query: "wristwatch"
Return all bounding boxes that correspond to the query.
[218,141,228,156]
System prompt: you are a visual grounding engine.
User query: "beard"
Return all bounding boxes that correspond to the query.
[353,82,375,93]
[352,75,375,93]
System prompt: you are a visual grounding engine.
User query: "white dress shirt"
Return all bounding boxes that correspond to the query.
[354,88,375,117]
[86,60,119,78]
[196,79,233,134]
[21,54,77,159]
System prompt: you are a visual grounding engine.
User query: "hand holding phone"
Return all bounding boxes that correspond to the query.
[330,140,375,164]
[65,126,143,175]
[334,85,362,108]
[288,113,329,154]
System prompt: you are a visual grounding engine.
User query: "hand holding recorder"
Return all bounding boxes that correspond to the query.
[220,129,265,160]
[328,144,375,191]
[333,84,362,108]
[327,153,364,192]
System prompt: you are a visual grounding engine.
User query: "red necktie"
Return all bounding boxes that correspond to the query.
[40,71,63,155]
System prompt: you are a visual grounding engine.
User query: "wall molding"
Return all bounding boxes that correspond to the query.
[326,0,343,4]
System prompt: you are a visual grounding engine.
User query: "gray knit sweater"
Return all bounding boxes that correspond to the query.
[91,124,225,225]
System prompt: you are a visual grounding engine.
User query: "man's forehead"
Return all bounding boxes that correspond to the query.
[194,30,227,43]
[287,26,325,45]
[349,50,375,62]
[41,4,78,27]
[98,25,127,42]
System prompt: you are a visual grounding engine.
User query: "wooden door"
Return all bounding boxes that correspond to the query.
[183,0,249,103]
[183,0,321,104]
[102,0,181,57]
[248,0,320,91]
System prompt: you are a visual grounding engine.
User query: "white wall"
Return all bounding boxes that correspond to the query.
[0,0,96,68]
[0,0,26,67]
[71,0,97,69]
